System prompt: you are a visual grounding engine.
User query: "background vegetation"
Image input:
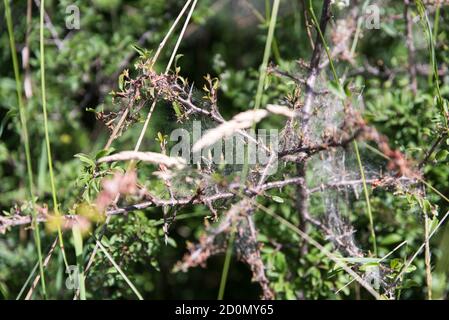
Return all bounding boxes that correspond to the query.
[1,0,449,300]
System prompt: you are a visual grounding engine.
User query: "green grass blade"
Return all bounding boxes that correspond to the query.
[217,228,236,300]
[354,141,377,255]
[240,0,280,184]
[39,0,70,271]
[253,0,281,111]
[96,239,143,300]
[415,0,446,128]
[257,203,382,299]
[307,0,340,89]
[4,0,47,298]
[231,0,280,299]
[16,261,39,300]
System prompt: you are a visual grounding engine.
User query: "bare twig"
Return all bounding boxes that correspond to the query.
[418,133,446,169]
[0,178,304,232]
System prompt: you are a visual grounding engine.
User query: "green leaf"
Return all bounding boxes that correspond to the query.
[422,199,432,215]
[0,109,17,138]
[343,81,352,98]
[430,216,439,233]
[405,265,417,273]
[390,258,402,270]
[131,44,146,57]
[172,101,182,118]
[435,149,449,161]
[118,73,125,91]
[271,195,284,203]
[75,153,95,168]
[166,237,177,248]
[174,54,184,73]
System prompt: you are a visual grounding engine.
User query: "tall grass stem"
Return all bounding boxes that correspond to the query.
[5,0,47,298]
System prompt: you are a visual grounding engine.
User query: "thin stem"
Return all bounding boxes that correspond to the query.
[257,203,382,299]
[336,240,408,295]
[240,0,280,184]
[416,0,446,128]
[95,239,144,300]
[394,208,449,285]
[151,0,193,68]
[418,133,445,169]
[76,1,198,299]
[424,212,432,300]
[231,0,280,295]
[106,0,194,151]
[166,0,198,74]
[217,227,236,300]
[354,141,377,256]
[5,0,46,298]
[24,236,58,299]
[361,143,449,290]
[419,178,449,204]
[308,0,340,89]
[17,263,38,300]
[342,0,369,83]
[40,0,70,272]
[433,2,440,44]
[132,0,198,156]
[254,0,281,111]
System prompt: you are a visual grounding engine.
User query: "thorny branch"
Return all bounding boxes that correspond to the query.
[292,0,333,256]
[2,56,418,297]
[1,177,305,231]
